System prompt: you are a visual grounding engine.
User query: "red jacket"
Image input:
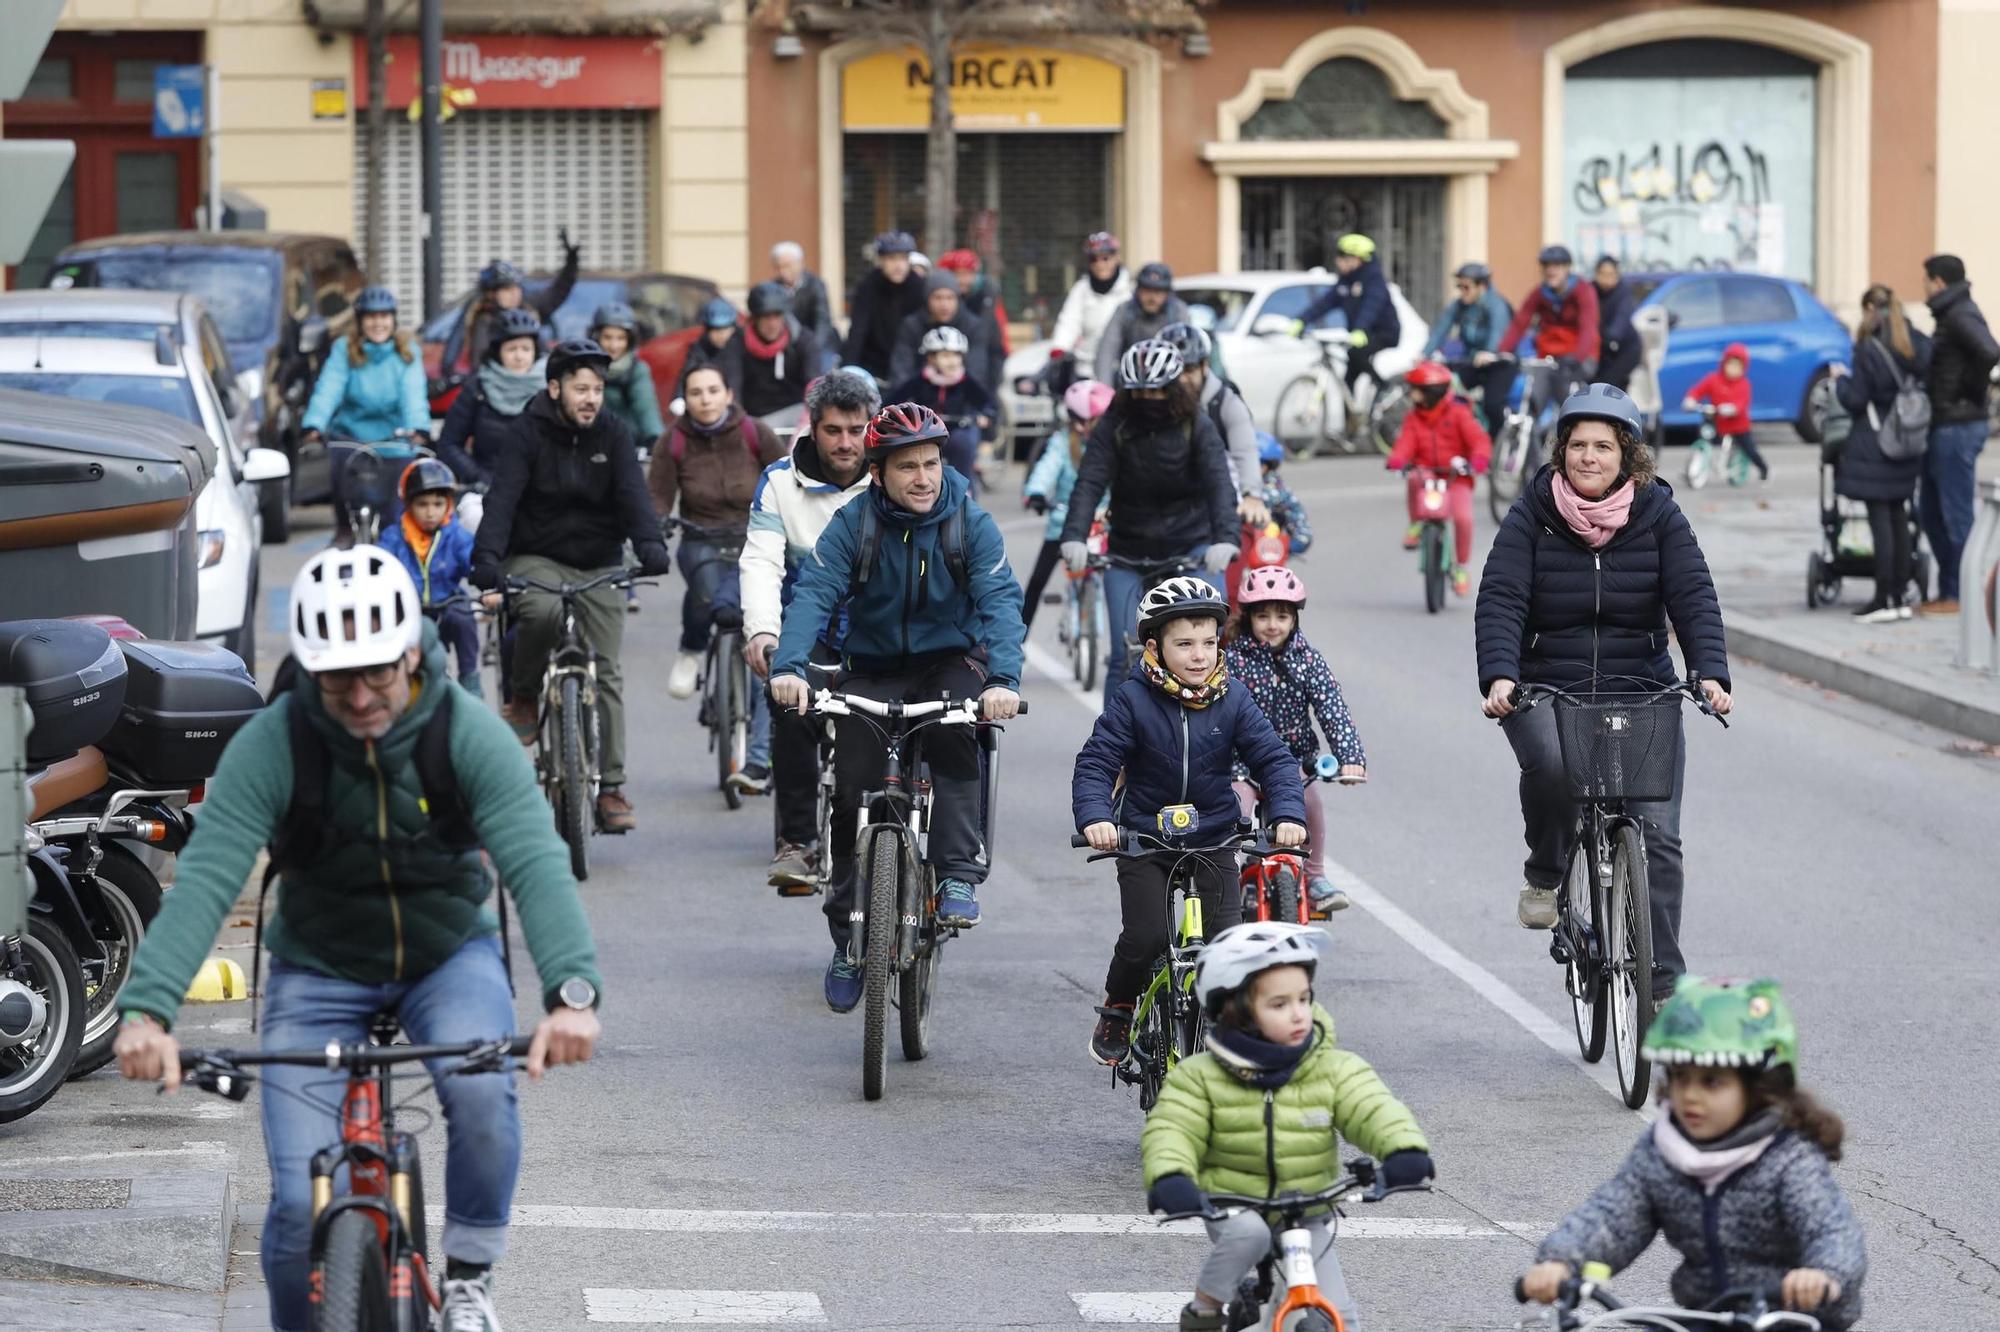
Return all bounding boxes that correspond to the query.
[1684,342,1755,437]
[1385,394,1492,482]
[1500,278,1600,362]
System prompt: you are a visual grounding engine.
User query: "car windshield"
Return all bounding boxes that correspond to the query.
[0,371,201,424]
[546,277,715,341]
[64,253,278,344]
[1176,288,1254,334]
[0,321,175,341]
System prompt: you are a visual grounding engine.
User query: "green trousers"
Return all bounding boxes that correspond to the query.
[505,553,630,786]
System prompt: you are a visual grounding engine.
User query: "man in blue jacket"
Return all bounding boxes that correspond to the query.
[1297,233,1401,396]
[770,402,1026,1011]
[1423,262,1517,436]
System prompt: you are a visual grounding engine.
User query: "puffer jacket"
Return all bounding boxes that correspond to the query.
[1073,671,1306,836]
[601,354,665,443]
[301,336,430,442]
[1538,1121,1866,1329]
[1474,468,1730,693]
[1142,1006,1429,1203]
[378,510,477,606]
[1924,280,2000,423]
[1094,294,1194,385]
[740,435,873,642]
[1060,407,1237,561]
[1025,432,1082,542]
[1223,629,1363,772]
[1299,259,1400,351]
[1384,394,1492,483]
[1051,268,1133,367]
[471,392,661,576]
[1833,331,1931,504]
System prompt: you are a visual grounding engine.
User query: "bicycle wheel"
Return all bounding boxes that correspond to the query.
[899,888,938,1063]
[1077,580,1101,694]
[1421,523,1447,614]
[1487,420,1528,521]
[1133,991,1169,1112]
[1270,864,1303,926]
[310,1208,391,1332]
[861,828,898,1101]
[558,676,590,881]
[1606,822,1656,1110]
[1368,381,1410,455]
[715,637,744,810]
[1274,375,1330,458]
[1684,440,1712,490]
[1562,837,1608,1064]
[70,846,162,1079]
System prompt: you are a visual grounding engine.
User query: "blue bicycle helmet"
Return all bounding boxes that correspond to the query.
[355,285,397,315]
[1557,382,1644,438]
[1453,262,1492,284]
[700,297,738,330]
[1537,244,1574,266]
[874,230,916,256]
[478,259,524,292]
[485,308,543,360]
[1257,431,1283,466]
[590,302,638,335]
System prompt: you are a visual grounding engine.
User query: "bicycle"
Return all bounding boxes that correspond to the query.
[1505,675,1727,1109]
[1683,404,1751,491]
[667,518,755,810]
[1407,461,1472,614]
[809,687,1024,1101]
[1487,356,1568,523]
[1515,1265,1823,1331]
[329,431,428,546]
[1238,756,1359,922]
[1272,331,1403,458]
[180,1018,533,1332]
[500,567,645,881]
[1090,550,1204,682]
[1060,520,1111,693]
[1157,1157,1432,1332]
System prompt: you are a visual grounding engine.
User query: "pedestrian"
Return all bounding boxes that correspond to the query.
[1830,285,1931,623]
[936,248,1011,393]
[842,230,928,384]
[1595,256,1642,393]
[771,240,840,374]
[1916,254,2000,614]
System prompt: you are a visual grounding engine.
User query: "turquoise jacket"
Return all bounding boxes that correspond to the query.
[302,335,431,441]
[1025,432,1081,542]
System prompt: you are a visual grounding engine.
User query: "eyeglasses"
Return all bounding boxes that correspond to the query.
[315,661,405,694]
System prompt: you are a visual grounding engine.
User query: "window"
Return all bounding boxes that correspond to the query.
[1257,284,1340,331]
[20,56,73,101]
[0,372,200,424]
[1721,277,1797,325]
[78,253,281,345]
[113,59,169,104]
[1241,58,1447,142]
[1659,277,1724,331]
[1176,288,1255,335]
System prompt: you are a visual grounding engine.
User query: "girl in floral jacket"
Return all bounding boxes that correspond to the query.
[1224,565,1365,911]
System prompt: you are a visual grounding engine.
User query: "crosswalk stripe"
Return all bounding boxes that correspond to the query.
[1072,1293,1187,1323]
[583,1288,827,1324]
[476,1205,1523,1239]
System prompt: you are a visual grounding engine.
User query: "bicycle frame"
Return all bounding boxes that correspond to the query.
[1518,1270,1824,1332]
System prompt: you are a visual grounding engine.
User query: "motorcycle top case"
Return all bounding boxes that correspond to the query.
[99,639,264,786]
[0,619,128,765]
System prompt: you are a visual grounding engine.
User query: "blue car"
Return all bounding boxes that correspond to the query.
[1629,272,1850,442]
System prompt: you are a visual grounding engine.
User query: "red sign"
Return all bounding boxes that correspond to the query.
[355,34,661,111]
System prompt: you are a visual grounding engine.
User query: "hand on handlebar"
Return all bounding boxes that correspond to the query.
[1518,1261,1572,1305]
[1472,351,1497,368]
[1272,820,1306,848]
[1700,678,1733,716]
[114,1015,183,1091]
[980,686,1021,722]
[770,674,809,715]
[1237,494,1271,528]
[1061,540,1090,573]
[744,633,777,679]
[1081,821,1121,851]
[1483,677,1518,719]
[524,1005,599,1082]
[1780,1268,1841,1313]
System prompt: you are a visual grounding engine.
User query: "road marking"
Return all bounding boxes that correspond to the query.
[1073,1292,1187,1323]
[477,1205,1517,1238]
[1021,651,1647,1118]
[584,1288,826,1324]
[0,1141,231,1169]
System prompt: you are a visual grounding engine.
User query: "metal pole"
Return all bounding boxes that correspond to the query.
[364,0,387,280]
[418,0,443,320]
[205,64,222,231]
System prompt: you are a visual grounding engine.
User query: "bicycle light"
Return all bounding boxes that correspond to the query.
[1156,804,1199,837]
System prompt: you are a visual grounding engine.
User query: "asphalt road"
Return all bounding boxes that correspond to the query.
[16,452,2000,1330]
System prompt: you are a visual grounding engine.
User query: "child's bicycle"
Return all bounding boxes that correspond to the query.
[1683,404,1751,490]
[1488,356,1571,522]
[1061,519,1111,693]
[179,1017,533,1332]
[1159,1157,1433,1332]
[1406,460,1472,614]
[1515,1264,1823,1330]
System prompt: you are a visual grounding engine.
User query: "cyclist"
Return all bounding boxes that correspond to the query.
[434,309,549,491]
[889,272,990,388]
[300,284,430,456]
[1594,255,1641,393]
[1520,977,1865,1328]
[1159,320,1268,526]
[842,230,928,384]
[1474,385,1730,994]
[1421,261,1517,437]
[1295,234,1401,400]
[770,240,841,374]
[726,282,821,423]
[767,402,1025,1011]
[469,338,672,833]
[888,324,997,491]
[439,231,580,388]
[1251,433,1312,555]
[1498,244,1601,413]
[115,545,604,1332]
[1021,379,1113,630]
[1048,230,1132,391]
[681,297,742,394]
[936,247,1010,393]
[1071,577,1305,1063]
[588,302,665,445]
[1094,262,1191,385]
[742,370,878,890]
[379,457,482,694]
[1384,361,1491,596]
[1059,339,1239,704]
[1142,923,1433,1332]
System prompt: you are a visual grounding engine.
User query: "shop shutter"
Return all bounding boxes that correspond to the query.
[354,109,652,313]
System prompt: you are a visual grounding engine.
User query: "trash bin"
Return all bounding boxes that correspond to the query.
[0,388,214,639]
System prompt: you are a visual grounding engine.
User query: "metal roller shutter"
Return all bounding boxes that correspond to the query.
[354,109,653,312]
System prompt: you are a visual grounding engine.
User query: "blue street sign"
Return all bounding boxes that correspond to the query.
[153,65,206,139]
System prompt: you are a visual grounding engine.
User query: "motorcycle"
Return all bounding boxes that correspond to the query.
[0,828,89,1121]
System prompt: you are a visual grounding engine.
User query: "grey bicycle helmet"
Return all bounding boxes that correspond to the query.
[486,308,543,360]
[1135,261,1175,292]
[1118,338,1184,390]
[1157,321,1211,369]
[1538,244,1575,266]
[1557,382,1644,438]
[747,282,792,319]
[590,301,638,335]
[1453,262,1492,284]
[918,324,969,357]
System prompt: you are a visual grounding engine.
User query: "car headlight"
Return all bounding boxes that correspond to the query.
[198,528,226,569]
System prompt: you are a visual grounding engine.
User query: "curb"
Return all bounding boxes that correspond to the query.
[1724,614,2000,744]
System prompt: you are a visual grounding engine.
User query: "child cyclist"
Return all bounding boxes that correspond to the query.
[1681,341,1767,482]
[1021,379,1115,630]
[1520,977,1866,1327]
[1073,578,1307,1066]
[1225,566,1364,913]
[378,458,481,694]
[1142,922,1434,1332]
[1384,360,1490,597]
[1253,432,1314,554]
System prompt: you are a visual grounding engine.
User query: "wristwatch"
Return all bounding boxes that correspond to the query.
[554,977,598,1012]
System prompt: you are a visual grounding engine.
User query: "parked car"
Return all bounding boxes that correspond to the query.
[43,230,364,494]
[0,330,290,663]
[1625,271,1850,442]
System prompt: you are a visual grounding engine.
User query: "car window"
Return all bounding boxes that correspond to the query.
[0,371,201,424]
[0,320,172,340]
[1175,288,1253,335]
[1258,284,1340,330]
[197,313,245,440]
[630,277,718,336]
[1659,277,1725,331]
[69,253,280,345]
[1721,277,1797,325]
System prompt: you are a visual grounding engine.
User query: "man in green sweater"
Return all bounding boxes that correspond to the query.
[115,545,603,1332]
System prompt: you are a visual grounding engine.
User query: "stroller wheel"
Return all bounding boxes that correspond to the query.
[1806,552,1840,609]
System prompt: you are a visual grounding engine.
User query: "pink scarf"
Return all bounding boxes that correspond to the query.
[1551,471,1635,548]
[1652,1113,1778,1196]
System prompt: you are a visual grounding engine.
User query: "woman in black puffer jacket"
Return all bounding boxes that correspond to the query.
[1474,384,1732,999]
[1831,284,1932,621]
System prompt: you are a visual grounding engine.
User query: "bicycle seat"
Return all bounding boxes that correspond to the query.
[712,606,744,631]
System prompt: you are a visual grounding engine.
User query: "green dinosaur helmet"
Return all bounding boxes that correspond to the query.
[1641,975,1799,1073]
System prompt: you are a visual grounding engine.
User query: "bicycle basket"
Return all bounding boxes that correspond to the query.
[1552,693,1682,803]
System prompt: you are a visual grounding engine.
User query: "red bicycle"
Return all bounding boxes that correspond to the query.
[1239,841,1309,925]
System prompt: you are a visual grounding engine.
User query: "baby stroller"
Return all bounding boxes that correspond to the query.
[1803,377,1931,609]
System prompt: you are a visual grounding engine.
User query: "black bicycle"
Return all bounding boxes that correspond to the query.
[1089,551,1203,677]
[666,518,755,810]
[1516,1268,1823,1330]
[1506,674,1726,1108]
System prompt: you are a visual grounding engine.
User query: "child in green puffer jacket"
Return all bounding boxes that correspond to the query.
[1140,923,1433,1332]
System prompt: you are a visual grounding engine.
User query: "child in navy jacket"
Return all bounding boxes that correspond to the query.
[378,459,481,694]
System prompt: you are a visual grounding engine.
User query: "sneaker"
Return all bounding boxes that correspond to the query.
[824,950,862,1013]
[1401,522,1422,551]
[499,696,537,744]
[1517,885,1558,930]
[1451,568,1471,598]
[1089,1004,1133,1066]
[1307,876,1350,912]
[666,650,702,699]
[727,763,771,795]
[769,840,817,894]
[1898,603,1914,620]
[1178,1303,1224,1332]
[596,788,637,834]
[441,1271,502,1332]
[1918,598,1960,618]
[936,878,980,928]
[1852,601,1903,625]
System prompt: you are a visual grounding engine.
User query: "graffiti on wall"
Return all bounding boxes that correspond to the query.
[1572,141,1778,272]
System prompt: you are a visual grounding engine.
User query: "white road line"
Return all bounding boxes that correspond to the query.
[0,1141,231,1169]
[1020,649,1646,1118]
[483,1206,1518,1238]
[1073,1292,1187,1323]
[584,1288,826,1324]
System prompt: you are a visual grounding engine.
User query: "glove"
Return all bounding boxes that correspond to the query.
[1288,318,1306,338]
[469,561,502,592]
[1203,543,1239,574]
[1146,1173,1208,1217]
[1347,329,1370,349]
[635,541,673,577]
[1025,494,1049,516]
[1046,346,1067,361]
[559,225,579,261]
[1062,540,1089,573]
[1380,1149,1435,1189]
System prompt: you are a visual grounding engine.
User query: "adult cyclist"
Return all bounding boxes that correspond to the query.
[767,403,1026,1011]
[1047,230,1132,393]
[1422,262,1517,437]
[1159,320,1268,526]
[742,370,878,890]
[299,285,432,541]
[1498,244,1600,420]
[470,339,672,833]
[438,232,581,391]
[116,546,603,1332]
[1295,233,1401,399]
[589,302,666,445]
[1094,262,1191,385]
[433,308,547,490]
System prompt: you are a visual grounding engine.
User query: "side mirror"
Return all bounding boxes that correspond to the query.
[1250,314,1295,338]
[1665,311,1681,330]
[296,317,329,358]
[242,447,292,484]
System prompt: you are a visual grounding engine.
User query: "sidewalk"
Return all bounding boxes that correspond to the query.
[1682,436,2000,743]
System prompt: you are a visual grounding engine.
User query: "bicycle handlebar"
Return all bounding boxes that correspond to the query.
[177,1035,536,1100]
[1070,827,1293,860]
[1509,674,1729,728]
[1514,1273,1822,1330]
[502,567,641,600]
[662,517,747,544]
[811,690,1027,722]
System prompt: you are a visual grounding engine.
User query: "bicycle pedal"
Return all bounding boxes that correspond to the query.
[773,882,819,898]
[1548,938,1572,966]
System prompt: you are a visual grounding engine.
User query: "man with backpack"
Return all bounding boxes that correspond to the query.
[115,546,603,1332]
[1917,254,2000,614]
[1158,320,1269,527]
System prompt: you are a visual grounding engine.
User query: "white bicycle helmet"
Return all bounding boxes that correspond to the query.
[1195,922,1331,1013]
[918,325,970,357]
[1137,575,1227,638]
[1118,338,1184,390]
[290,544,422,673]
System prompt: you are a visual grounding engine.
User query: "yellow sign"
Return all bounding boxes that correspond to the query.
[310,78,348,121]
[842,45,1124,132]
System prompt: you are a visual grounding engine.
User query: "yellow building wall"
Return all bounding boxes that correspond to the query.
[1935,0,2000,284]
[655,1,750,294]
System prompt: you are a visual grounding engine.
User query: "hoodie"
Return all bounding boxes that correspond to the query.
[1685,343,1755,437]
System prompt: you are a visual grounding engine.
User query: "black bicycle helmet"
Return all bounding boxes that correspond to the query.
[1453,262,1492,284]
[590,301,638,335]
[486,308,543,360]
[1557,382,1643,438]
[546,337,612,383]
[479,259,524,292]
[874,230,916,256]
[1135,261,1174,292]
[1156,321,1211,369]
[864,401,950,458]
[1537,244,1575,266]
[355,285,397,315]
[399,457,458,502]
[747,281,792,318]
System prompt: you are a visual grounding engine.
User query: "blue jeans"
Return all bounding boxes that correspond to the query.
[1101,547,1219,709]
[677,538,770,766]
[1919,419,1987,599]
[259,936,519,1332]
[428,600,481,690]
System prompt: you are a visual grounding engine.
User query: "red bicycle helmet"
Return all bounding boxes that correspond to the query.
[1405,360,1452,388]
[1237,564,1307,607]
[865,402,951,457]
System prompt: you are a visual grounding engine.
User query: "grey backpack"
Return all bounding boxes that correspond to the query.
[1866,337,1931,461]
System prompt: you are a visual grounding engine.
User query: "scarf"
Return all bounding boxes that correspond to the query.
[606,352,640,384]
[682,403,746,439]
[1550,471,1635,549]
[1205,1022,1317,1090]
[1089,267,1124,296]
[1653,1107,1783,1195]
[1139,645,1228,708]
[923,364,965,388]
[478,359,545,417]
[1127,398,1178,427]
[399,511,437,564]
[1540,276,1574,310]
[743,320,791,381]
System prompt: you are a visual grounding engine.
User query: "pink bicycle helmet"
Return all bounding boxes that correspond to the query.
[1238,564,1307,607]
[1063,379,1115,423]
